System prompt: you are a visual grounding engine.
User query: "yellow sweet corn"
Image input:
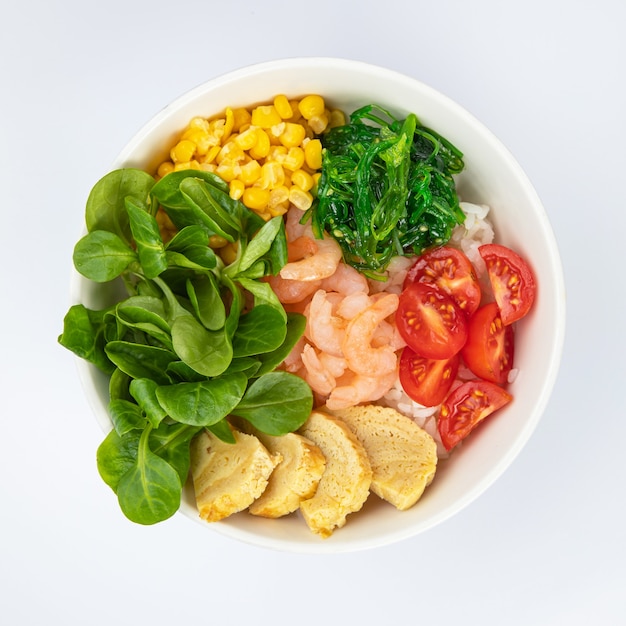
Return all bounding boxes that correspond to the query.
[242,187,271,211]
[155,94,340,225]
[273,94,293,119]
[298,95,325,120]
[248,129,271,160]
[289,185,313,211]
[304,139,323,170]
[170,139,196,163]
[291,169,314,192]
[238,160,262,185]
[279,122,307,148]
[251,105,282,129]
[229,179,245,200]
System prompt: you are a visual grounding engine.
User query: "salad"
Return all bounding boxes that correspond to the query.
[59,93,536,528]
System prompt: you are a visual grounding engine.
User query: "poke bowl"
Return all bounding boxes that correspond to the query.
[64,57,566,553]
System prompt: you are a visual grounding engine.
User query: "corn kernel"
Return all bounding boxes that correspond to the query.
[174,161,193,171]
[223,107,235,141]
[279,122,307,148]
[268,201,289,217]
[238,159,262,185]
[304,139,323,170]
[171,139,196,163]
[298,95,325,120]
[269,122,286,142]
[282,146,305,171]
[328,109,346,128]
[209,235,229,249]
[188,116,210,132]
[216,141,245,165]
[233,126,258,151]
[242,187,271,211]
[229,179,245,200]
[251,105,282,128]
[157,161,175,178]
[268,185,290,208]
[258,161,285,189]
[308,113,329,134]
[290,169,314,192]
[289,185,313,211]
[202,144,221,165]
[274,94,293,119]
[266,145,287,163]
[220,242,238,265]
[289,100,302,122]
[199,162,217,173]
[249,129,271,159]
[216,161,240,182]
[231,108,251,132]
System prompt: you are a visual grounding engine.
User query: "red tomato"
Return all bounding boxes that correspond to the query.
[438,380,513,451]
[396,282,468,360]
[462,302,514,384]
[404,246,482,315]
[479,243,536,325]
[399,346,460,407]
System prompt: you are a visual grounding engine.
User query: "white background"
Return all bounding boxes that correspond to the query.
[2,1,625,624]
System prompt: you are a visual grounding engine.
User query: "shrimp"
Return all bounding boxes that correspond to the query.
[304,290,346,357]
[282,335,307,373]
[320,261,369,296]
[301,343,336,396]
[326,369,398,411]
[266,274,321,304]
[335,292,371,320]
[341,292,400,376]
[279,235,342,281]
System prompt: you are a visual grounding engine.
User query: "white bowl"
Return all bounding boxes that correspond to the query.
[72,57,566,553]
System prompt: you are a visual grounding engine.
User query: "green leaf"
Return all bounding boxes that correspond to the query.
[231,305,287,357]
[237,277,287,323]
[179,177,241,241]
[129,378,168,428]
[126,198,168,278]
[171,315,232,377]
[96,428,141,491]
[237,216,283,272]
[73,231,137,282]
[105,341,178,385]
[206,419,236,444]
[149,422,200,484]
[108,398,147,435]
[58,304,116,374]
[156,373,247,427]
[256,312,307,376]
[232,371,313,435]
[116,426,182,525]
[186,274,225,330]
[115,296,172,350]
[86,168,155,245]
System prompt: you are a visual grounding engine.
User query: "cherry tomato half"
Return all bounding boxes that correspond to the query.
[462,302,514,384]
[479,243,536,325]
[399,346,460,407]
[438,379,513,451]
[396,282,468,360]
[404,246,482,316]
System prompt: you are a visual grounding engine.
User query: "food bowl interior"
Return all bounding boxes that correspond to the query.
[72,58,565,553]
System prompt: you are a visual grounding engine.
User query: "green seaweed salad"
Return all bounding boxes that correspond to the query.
[59,102,466,526]
[310,104,465,278]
